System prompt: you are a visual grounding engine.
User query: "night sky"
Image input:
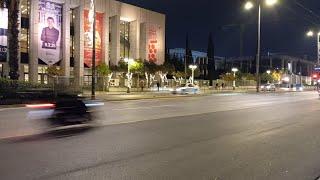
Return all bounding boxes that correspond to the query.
[119,0,320,59]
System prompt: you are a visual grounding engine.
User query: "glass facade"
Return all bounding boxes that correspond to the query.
[120,20,130,59]
[20,0,30,63]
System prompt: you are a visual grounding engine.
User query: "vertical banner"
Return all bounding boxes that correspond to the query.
[0,8,8,62]
[148,24,161,63]
[84,10,103,67]
[38,0,62,65]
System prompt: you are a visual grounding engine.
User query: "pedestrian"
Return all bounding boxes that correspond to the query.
[221,83,225,89]
[140,80,145,92]
[156,82,160,92]
[215,83,219,90]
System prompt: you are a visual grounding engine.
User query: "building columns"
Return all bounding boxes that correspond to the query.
[29,0,39,83]
[110,15,120,65]
[74,5,84,87]
[102,13,110,65]
[129,20,139,59]
[61,1,71,78]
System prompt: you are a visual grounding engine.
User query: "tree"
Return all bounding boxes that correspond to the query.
[130,59,144,74]
[260,73,273,83]
[7,0,20,80]
[220,73,235,82]
[97,63,112,91]
[185,33,193,79]
[271,70,282,83]
[130,59,144,87]
[207,32,215,84]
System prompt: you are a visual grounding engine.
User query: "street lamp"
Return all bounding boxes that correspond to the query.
[189,65,197,85]
[244,0,278,92]
[244,1,254,10]
[232,68,238,90]
[306,30,314,37]
[306,30,320,65]
[265,0,278,6]
[124,58,134,93]
[266,70,271,83]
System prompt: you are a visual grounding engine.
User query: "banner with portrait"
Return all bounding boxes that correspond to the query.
[0,8,8,62]
[38,0,62,65]
[84,10,103,67]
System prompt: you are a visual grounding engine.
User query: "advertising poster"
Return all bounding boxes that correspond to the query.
[148,24,160,63]
[84,10,103,67]
[38,0,62,65]
[0,8,8,62]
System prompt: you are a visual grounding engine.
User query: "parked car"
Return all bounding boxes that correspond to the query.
[295,84,304,91]
[172,83,200,94]
[261,83,276,91]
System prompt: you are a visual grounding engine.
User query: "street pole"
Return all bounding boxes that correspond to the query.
[191,68,194,84]
[91,0,96,100]
[184,55,187,82]
[256,3,261,93]
[233,71,236,90]
[127,62,130,93]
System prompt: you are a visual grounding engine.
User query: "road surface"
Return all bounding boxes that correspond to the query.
[1,92,320,179]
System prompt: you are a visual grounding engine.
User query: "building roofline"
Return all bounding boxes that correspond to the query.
[116,0,166,16]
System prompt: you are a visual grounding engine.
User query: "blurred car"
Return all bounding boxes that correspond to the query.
[172,83,200,94]
[261,83,276,91]
[26,94,104,126]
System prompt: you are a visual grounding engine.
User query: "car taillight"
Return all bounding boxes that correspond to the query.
[26,103,55,109]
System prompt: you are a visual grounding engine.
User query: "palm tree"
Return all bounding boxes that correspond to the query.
[5,0,20,80]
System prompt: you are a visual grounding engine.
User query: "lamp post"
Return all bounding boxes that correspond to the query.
[232,68,238,90]
[244,0,278,92]
[90,0,96,100]
[306,30,320,65]
[188,65,197,85]
[266,70,271,84]
[124,58,134,93]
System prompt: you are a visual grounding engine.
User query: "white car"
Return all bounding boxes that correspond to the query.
[172,84,200,94]
[261,84,276,91]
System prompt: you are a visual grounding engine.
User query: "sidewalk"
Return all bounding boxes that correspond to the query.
[84,88,257,101]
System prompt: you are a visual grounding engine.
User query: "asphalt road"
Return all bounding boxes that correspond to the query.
[1,92,320,179]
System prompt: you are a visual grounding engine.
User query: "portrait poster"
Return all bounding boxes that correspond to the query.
[84,10,103,67]
[0,8,8,62]
[38,0,62,65]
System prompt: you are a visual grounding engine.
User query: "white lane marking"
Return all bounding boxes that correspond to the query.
[112,105,174,111]
[0,107,26,111]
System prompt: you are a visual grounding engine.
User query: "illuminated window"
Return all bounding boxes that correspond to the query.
[20,28,29,53]
[120,20,130,59]
[20,0,29,18]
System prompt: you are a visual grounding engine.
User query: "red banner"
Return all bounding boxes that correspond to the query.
[148,24,159,62]
[84,10,103,67]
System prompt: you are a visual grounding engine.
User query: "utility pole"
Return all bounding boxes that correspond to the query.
[256,3,261,93]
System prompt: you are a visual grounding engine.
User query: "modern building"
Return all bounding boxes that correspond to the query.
[169,48,207,62]
[0,0,166,85]
[223,55,315,76]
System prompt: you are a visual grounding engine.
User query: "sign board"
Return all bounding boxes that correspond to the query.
[0,8,8,62]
